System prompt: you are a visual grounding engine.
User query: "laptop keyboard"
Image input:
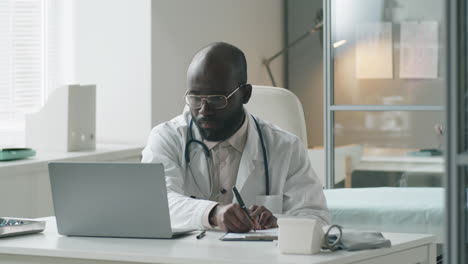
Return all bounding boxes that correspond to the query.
[0,218,46,238]
[0,218,25,227]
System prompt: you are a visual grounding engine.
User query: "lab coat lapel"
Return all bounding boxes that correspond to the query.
[235,114,264,192]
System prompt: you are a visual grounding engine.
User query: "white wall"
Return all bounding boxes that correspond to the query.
[73,0,284,144]
[75,0,152,145]
[151,0,285,127]
[46,0,77,95]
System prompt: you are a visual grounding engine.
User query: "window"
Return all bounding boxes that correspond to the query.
[0,0,45,147]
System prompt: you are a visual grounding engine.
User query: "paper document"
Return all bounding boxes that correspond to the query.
[220,228,278,241]
[355,22,393,79]
[399,21,438,79]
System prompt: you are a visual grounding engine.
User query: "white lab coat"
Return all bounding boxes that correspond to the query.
[141,110,330,229]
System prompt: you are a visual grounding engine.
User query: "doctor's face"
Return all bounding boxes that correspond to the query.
[186,65,251,141]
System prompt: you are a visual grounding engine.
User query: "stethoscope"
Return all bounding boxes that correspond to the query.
[184,114,270,199]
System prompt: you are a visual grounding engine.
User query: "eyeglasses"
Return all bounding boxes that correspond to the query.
[184,84,244,109]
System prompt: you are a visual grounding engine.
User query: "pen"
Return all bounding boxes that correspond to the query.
[196,230,206,239]
[232,186,256,232]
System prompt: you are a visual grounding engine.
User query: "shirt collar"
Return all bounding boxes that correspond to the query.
[204,113,249,152]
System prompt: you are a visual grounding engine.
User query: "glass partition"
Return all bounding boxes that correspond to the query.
[332,0,445,106]
[325,0,446,188]
[333,111,444,188]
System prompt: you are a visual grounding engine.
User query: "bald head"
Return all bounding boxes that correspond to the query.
[187,42,247,88]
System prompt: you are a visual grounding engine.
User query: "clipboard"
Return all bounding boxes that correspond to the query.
[220,228,278,241]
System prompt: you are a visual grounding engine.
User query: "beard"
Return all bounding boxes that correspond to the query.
[193,105,245,142]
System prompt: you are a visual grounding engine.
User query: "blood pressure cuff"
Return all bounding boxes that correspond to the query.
[326,231,391,251]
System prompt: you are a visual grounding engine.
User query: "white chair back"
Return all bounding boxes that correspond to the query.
[245,85,308,146]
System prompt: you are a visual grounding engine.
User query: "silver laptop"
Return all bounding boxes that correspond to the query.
[48,162,195,238]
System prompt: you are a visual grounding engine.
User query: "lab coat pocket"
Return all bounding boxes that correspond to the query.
[256,195,283,214]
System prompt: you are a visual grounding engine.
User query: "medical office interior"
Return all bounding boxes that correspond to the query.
[0,0,466,263]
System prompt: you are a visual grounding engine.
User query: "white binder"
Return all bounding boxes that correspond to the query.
[25,84,96,152]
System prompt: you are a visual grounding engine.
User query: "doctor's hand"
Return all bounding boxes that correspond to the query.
[250,205,278,230]
[208,204,254,233]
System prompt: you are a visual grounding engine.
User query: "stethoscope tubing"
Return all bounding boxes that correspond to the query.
[252,115,270,195]
[184,114,270,196]
[184,120,210,163]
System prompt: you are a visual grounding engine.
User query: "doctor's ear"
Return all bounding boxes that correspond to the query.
[241,84,252,104]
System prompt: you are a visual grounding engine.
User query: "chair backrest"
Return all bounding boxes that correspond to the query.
[245,85,308,146]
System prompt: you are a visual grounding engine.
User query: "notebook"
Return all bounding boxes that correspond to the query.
[220,228,278,241]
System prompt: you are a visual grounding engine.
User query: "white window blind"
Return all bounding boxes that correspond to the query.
[0,0,44,147]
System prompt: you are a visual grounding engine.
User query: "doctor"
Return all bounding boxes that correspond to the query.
[142,42,329,233]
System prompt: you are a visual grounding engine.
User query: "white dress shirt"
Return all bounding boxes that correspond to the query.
[201,115,249,228]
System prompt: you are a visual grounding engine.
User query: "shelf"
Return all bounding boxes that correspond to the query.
[0,144,144,176]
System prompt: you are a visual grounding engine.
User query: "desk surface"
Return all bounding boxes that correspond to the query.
[0,144,143,176]
[356,148,444,173]
[0,217,436,264]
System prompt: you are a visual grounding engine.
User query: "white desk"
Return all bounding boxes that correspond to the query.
[355,148,444,173]
[308,146,444,187]
[0,143,144,176]
[0,217,436,264]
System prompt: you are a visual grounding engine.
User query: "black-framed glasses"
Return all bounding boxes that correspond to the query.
[184,84,245,109]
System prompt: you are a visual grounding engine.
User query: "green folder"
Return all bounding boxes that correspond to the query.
[407,148,443,157]
[0,148,36,161]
